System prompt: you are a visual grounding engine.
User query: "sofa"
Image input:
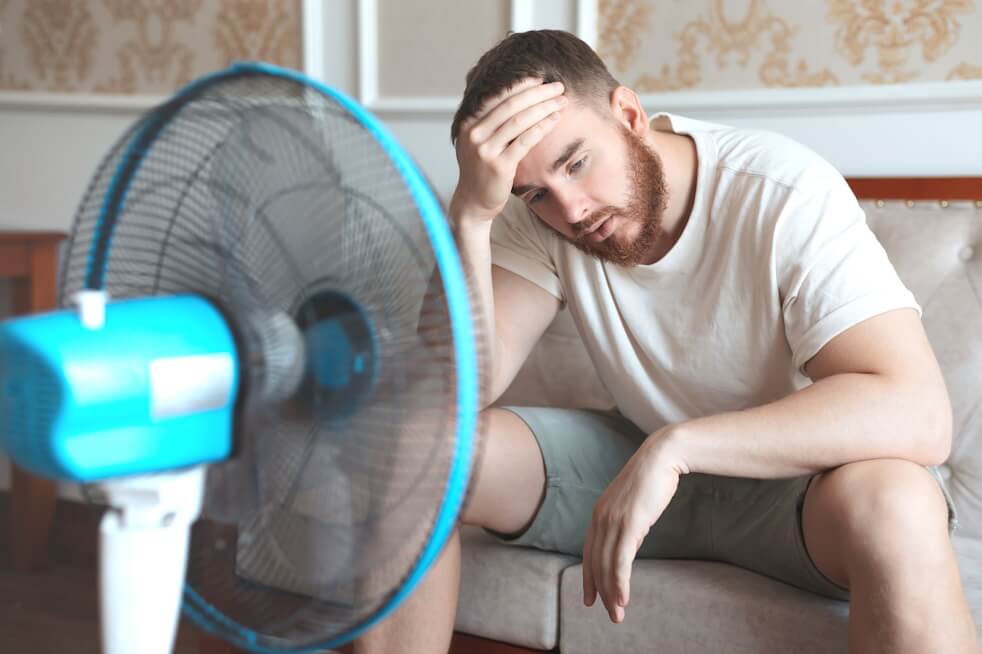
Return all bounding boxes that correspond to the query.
[452,178,982,653]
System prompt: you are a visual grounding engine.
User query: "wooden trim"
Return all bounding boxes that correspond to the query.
[0,231,66,243]
[3,233,65,571]
[846,177,982,200]
[450,632,552,654]
[198,630,550,654]
[0,243,28,276]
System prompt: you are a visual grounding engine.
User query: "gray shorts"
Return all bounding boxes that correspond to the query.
[490,406,958,602]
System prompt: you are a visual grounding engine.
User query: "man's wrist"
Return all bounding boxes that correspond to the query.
[451,212,494,244]
[647,423,693,476]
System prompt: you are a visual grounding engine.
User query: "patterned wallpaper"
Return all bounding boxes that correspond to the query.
[0,0,301,94]
[599,0,982,92]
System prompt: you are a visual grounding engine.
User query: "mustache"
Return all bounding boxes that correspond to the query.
[573,206,620,237]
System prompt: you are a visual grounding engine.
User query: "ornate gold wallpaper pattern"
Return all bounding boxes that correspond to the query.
[599,0,982,92]
[0,0,301,94]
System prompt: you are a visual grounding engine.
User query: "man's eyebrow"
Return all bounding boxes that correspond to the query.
[511,138,585,196]
[550,138,584,173]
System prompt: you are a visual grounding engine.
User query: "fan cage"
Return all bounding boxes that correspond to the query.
[58,62,489,652]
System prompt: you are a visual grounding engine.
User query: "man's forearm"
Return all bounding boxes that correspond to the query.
[668,372,952,479]
[452,215,508,406]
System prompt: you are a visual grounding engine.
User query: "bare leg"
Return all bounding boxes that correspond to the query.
[354,529,461,654]
[354,409,546,654]
[804,459,980,653]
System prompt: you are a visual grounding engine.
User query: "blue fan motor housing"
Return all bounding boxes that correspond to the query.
[0,295,239,482]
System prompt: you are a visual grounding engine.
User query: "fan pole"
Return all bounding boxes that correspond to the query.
[98,466,206,654]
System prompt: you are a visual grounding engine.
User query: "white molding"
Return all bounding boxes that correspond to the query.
[4,77,981,121]
[357,0,379,106]
[641,80,982,118]
[301,0,325,81]
[0,91,163,113]
[510,0,535,33]
[576,0,598,47]
[367,96,460,115]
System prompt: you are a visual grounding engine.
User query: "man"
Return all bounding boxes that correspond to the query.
[357,30,978,654]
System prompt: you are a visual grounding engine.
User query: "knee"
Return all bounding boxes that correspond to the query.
[812,460,949,566]
[458,408,545,534]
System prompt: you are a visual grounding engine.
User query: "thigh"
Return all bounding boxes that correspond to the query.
[709,475,851,600]
[486,407,715,561]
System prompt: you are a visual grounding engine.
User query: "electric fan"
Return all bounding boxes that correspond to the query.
[0,62,486,653]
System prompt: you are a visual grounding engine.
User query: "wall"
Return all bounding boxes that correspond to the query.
[0,0,304,492]
[598,0,982,91]
[0,0,301,93]
[0,0,980,493]
[4,0,980,233]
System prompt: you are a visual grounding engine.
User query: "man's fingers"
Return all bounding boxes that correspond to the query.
[613,529,635,610]
[474,77,542,119]
[467,80,564,144]
[597,523,622,623]
[484,95,566,154]
[458,77,543,132]
[500,110,562,166]
[582,525,597,606]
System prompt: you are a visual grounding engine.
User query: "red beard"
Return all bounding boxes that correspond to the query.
[569,126,669,266]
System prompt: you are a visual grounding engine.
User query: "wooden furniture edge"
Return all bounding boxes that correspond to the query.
[846,176,982,200]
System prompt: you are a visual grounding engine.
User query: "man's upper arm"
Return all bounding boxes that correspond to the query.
[802,308,951,459]
[802,308,938,383]
[489,264,561,402]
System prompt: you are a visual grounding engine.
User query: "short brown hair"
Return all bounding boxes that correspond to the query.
[450,30,620,144]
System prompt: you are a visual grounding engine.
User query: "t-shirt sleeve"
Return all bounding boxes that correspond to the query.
[490,195,565,303]
[776,181,921,375]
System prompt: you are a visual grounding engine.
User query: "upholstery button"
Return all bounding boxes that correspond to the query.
[958,246,975,262]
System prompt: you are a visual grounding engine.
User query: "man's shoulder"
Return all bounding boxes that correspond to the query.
[657,113,848,200]
[714,127,844,196]
[492,195,562,254]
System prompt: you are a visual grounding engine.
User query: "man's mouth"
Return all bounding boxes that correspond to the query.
[581,215,610,236]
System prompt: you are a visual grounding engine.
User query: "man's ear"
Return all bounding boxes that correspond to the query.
[609,86,648,136]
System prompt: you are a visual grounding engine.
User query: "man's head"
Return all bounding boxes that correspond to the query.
[450,30,619,145]
[453,30,670,267]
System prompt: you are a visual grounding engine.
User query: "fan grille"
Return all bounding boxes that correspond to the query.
[61,69,487,650]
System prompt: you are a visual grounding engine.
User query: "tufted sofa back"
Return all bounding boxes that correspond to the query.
[863,197,982,539]
[496,186,982,540]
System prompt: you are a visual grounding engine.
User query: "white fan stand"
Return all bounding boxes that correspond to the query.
[98,466,206,654]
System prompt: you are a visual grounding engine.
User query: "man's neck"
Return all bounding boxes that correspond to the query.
[643,129,698,265]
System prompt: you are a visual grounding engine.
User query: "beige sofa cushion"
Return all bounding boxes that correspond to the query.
[863,199,982,539]
[455,526,579,650]
[558,533,981,654]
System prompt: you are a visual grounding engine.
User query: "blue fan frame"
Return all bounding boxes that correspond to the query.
[85,61,479,653]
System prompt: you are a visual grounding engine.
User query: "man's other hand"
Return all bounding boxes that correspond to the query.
[582,424,689,623]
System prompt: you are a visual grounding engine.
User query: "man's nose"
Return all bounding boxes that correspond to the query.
[554,187,590,227]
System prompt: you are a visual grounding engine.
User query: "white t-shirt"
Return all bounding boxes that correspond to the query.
[490,113,920,435]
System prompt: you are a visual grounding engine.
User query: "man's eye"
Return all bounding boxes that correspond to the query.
[570,157,585,173]
[528,190,546,204]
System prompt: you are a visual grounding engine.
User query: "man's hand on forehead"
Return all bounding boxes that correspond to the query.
[451,78,566,223]
[465,78,566,141]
